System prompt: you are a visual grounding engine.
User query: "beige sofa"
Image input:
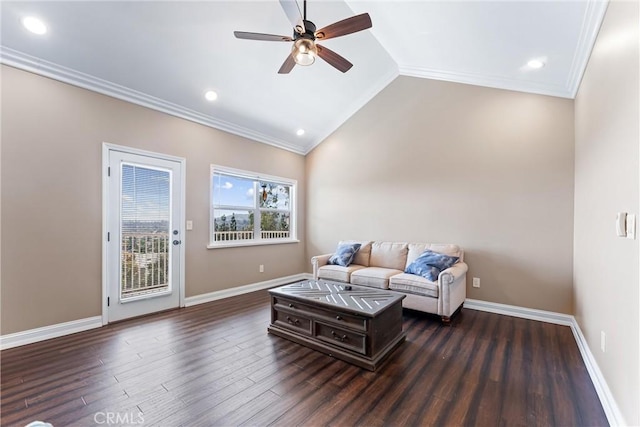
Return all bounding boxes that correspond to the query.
[311,241,468,324]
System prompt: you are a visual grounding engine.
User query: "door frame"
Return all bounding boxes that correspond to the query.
[101,142,186,325]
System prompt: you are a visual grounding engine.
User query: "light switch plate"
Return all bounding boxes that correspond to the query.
[186,220,193,231]
[616,212,627,237]
[626,214,636,239]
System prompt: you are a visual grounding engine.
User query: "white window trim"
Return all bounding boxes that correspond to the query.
[208,164,297,249]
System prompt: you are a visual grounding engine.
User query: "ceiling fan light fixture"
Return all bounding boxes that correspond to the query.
[292,38,317,66]
[233,1,371,73]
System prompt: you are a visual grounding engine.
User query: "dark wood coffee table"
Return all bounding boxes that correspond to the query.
[267,279,406,371]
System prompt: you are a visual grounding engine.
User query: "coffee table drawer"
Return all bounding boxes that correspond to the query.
[273,310,312,335]
[315,322,366,355]
[274,297,367,332]
[330,312,366,332]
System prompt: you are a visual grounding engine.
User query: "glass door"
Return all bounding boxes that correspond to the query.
[106,148,183,322]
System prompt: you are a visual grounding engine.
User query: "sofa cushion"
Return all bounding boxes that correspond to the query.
[389,273,439,298]
[328,242,361,267]
[318,264,366,283]
[405,243,464,267]
[369,242,408,271]
[339,240,372,267]
[405,250,459,281]
[351,267,403,289]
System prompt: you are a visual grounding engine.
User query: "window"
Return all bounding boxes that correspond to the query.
[209,166,297,247]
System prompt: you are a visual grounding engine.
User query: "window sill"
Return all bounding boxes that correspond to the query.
[207,239,300,249]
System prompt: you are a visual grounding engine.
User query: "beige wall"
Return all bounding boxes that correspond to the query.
[1,65,306,334]
[306,76,575,313]
[574,0,640,424]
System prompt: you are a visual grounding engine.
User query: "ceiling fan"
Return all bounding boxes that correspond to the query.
[234,0,372,74]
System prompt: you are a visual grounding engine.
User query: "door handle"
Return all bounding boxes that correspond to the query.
[173,240,182,245]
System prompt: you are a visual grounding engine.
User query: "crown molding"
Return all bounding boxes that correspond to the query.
[304,65,399,154]
[1,0,608,152]
[567,0,609,97]
[0,46,306,155]
[398,65,573,99]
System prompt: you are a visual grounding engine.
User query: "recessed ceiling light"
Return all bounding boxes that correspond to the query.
[204,90,218,101]
[527,59,545,69]
[296,129,305,136]
[22,16,47,35]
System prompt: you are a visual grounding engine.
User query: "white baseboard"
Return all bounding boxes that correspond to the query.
[465,298,625,427]
[184,273,313,307]
[464,298,574,326]
[569,319,626,426]
[0,316,103,351]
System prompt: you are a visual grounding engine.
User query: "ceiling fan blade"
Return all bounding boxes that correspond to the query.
[234,31,293,42]
[315,13,372,40]
[316,44,353,73]
[279,0,305,34]
[278,54,296,74]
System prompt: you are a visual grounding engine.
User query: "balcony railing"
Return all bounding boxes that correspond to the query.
[121,233,169,298]
[214,230,254,241]
[213,230,290,242]
[260,230,290,239]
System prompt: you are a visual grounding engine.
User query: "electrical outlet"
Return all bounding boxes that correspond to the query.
[259,264,264,273]
[472,277,480,288]
[601,331,606,352]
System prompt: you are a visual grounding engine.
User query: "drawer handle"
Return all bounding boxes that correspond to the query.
[286,316,300,325]
[336,315,342,321]
[331,331,348,342]
[288,303,294,308]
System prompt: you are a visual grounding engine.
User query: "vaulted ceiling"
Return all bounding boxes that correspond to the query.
[0,1,607,154]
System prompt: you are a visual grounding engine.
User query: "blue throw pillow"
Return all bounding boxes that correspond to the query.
[405,250,459,281]
[328,243,362,267]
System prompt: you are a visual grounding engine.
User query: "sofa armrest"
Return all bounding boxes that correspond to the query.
[311,254,332,280]
[439,262,469,285]
[437,261,468,317]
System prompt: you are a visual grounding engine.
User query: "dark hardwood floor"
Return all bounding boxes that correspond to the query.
[1,289,608,427]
